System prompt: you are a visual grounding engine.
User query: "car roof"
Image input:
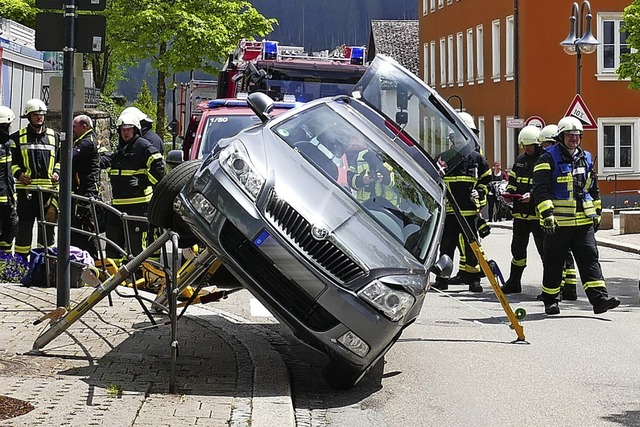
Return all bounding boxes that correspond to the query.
[196,98,301,116]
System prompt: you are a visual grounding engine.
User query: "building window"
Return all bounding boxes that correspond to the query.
[505,15,514,79]
[466,28,474,84]
[456,32,464,86]
[506,116,515,167]
[438,0,444,9]
[599,119,636,172]
[423,43,429,84]
[478,116,486,153]
[440,37,447,87]
[493,116,502,163]
[430,0,436,12]
[430,40,436,86]
[476,25,484,83]
[447,34,454,86]
[491,19,501,81]
[422,0,428,15]
[597,13,630,80]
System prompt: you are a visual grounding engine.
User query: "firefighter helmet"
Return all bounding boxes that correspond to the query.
[538,124,559,143]
[518,125,540,146]
[0,106,16,124]
[458,111,477,131]
[557,116,583,135]
[22,98,47,117]
[116,111,141,130]
[122,106,153,124]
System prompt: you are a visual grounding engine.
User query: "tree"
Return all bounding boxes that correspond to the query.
[619,2,640,90]
[101,0,276,138]
[132,80,155,122]
[0,0,36,27]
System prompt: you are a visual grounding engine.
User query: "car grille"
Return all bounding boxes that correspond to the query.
[219,221,339,332]
[263,191,365,283]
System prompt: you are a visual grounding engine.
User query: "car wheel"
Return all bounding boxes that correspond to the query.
[148,160,203,228]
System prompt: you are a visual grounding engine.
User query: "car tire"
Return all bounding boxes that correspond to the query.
[148,160,203,228]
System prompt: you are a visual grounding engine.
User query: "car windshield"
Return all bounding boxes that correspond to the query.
[352,55,477,173]
[272,104,441,262]
[199,115,260,158]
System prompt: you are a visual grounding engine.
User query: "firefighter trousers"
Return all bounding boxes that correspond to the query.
[438,213,480,278]
[541,224,609,305]
[15,190,55,259]
[105,202,149,261]
[510,218,544,267]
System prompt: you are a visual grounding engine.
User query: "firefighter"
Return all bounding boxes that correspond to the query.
[120,106,164,154]
[71,114,101,257]
[352,149,398,205]
[106,112,165,261]
[532,116,619,315]
[433,130,491,292]
[9,99,60,260]
[0,106,18,253]
[537,124,578,301]
[500,125,545,294]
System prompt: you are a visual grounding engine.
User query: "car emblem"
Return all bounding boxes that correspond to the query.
[311,224,329,241]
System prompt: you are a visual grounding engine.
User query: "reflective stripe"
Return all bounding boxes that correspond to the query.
[583,280,606,290]
[541,285,561,295]
[112,194,152,205]
[108,168,148,176]
[512,258,526,267]
[533,162,551,172]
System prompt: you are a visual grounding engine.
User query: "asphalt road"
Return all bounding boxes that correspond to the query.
[272,225,640,427]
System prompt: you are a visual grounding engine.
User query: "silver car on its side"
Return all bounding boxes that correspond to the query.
[166,55,478,389]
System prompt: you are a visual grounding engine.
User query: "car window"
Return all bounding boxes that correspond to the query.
[272,104,441,262]
[199,115,261,158]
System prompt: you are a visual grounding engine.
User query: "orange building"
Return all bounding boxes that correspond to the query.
[419,0,640,207]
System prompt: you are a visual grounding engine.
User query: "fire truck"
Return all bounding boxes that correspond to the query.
[176,40,368,161]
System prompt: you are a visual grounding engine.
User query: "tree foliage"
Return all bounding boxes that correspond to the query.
[619,2,640,90]
[102,0,277,136]
[132,80,155,121]
[0,0,36,27]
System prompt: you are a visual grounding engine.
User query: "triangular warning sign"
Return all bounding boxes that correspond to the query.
[564,94,597,130]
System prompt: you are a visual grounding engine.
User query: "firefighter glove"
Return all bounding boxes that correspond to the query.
[542,215,558,235]
[593,215,601,232]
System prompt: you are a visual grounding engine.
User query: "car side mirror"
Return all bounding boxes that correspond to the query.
[247,92,274,123]
[166,149,184,170]
[430,254,453,278]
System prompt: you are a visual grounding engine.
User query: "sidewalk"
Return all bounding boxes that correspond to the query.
[0,285,294,426]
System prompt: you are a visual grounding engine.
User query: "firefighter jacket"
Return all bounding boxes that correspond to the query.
[532,143,601,227]
[0,131,15,205]
[108,134,165,206]
[351,150,398,205]
[444,151,491,217]
[506,145,544,220]
[9,126,60,190]
[72,129,100,198]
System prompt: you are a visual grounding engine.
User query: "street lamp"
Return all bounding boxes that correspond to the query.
[560,0,600,95]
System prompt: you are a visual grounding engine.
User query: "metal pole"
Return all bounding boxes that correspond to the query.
[57,0,76,308]
[576,49,582,95]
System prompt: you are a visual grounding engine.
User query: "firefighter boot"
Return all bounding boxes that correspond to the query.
[545,302,560,315]
[447,272,466,285]
[501,264,525,294]
[593,297,621,314]
[431,277,449,291]
[467,273,483,293]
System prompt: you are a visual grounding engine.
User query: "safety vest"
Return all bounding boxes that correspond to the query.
[534,144,598,227]
[0,133,15,205]
[10,127,59,190]
[108,135,164,206]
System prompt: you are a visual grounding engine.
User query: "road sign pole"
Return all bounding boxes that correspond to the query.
[57,0,76,308]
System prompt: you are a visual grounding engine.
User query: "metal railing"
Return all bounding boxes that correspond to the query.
[604,171,640,208]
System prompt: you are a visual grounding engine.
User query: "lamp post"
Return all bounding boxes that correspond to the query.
[560,0,600,95]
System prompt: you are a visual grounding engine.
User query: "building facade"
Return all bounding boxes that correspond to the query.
[419,0,640,207]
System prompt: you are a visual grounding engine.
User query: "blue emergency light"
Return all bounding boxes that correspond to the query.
[350,47,365,65]
[263,41,278,60]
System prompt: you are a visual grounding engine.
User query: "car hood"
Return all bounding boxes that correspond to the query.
[239,126,427,275]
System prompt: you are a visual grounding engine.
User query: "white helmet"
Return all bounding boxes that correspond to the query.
[538,124,558,143]
[122,106,153,124]
[458,111,477,131]
[557,116,583,135]
[22,98,47,117]
[0,106,16,124]
[116,111,141,130]
[518,125,541,146]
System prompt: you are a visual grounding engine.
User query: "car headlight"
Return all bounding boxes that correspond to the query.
[191,192,217,223]
[358,279,415,322]
[219,139,265,201]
